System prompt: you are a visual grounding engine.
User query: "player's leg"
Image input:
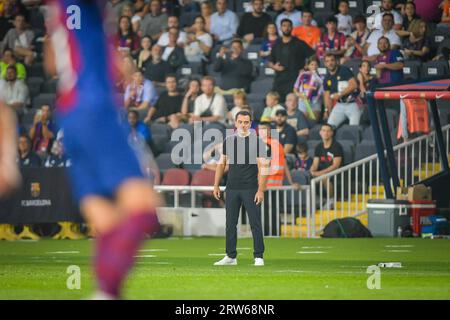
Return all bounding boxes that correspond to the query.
[241,189,265,260]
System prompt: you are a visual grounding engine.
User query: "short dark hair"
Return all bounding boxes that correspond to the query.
[378,36,391,46]
[383,12,394,21]
[231,38,243,47]
[280,18,293,27]
[302,9,313,17]
[128,109,139,118]
[165,73,177,81]
[321,123,335,132]
[235,110,252,121]
[258,121,272,129]
[326,15,338,25]
[353,15,366,25]
[297,142,308,153]
[324,52,336,60]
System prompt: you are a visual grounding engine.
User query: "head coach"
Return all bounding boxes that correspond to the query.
[213,110,271,266]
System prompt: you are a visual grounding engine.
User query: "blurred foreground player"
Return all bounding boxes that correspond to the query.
[44,0,161,299]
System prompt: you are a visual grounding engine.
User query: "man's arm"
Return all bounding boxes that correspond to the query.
[284,144,294,154]
[309,157,320,176]
[213,154,227,200]
[254,156,270,204]
[314,156,343,176]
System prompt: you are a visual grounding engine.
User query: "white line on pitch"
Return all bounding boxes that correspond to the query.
[301,246,333,249]
[296,251,326,254]
[384,250,411,252]
[385,245,415,248]
[208,253,227,256]
[134,254,157,258]
[46,251,80,254]
[139,249,168,252]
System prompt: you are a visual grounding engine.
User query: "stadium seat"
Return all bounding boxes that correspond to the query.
[258,65,276,78]
[32,93,56,109]
[245,44,261,62]
[183,162,203,175]
[348,0,365,15]
[150,123,171,136]
[234,0,250,12]
[307,140,321,153]
[179,11,200,28]
[152,134,170,154]
[421,61,450,78]
[313,11,334,28]
[308,125,322,140]
[26,63,45,78]
[335,125,362,145]
[364,0,381,8]
[403,60,421,80]
[362,126,374,141]
[156,153,177,172]
[191,169,215,186]
[250,78,273,94]
[311,0,334,12]
[339,140,355,165]
[177,62,203,79]
[41,79,58,94]
[161,168,190,186]
[26,77,44,98]
[354,140,376,161]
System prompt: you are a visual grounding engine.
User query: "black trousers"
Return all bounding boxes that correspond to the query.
[225,188,265,259]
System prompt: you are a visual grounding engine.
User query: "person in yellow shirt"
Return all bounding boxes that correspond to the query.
[291,10,321,49]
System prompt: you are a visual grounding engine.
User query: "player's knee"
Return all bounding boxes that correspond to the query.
[116,178,162,212]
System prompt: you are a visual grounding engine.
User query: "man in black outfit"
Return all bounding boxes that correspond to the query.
[268,18,315,102]
[237,0,272,43]
[213,111,270,266]
[214,39,254,93]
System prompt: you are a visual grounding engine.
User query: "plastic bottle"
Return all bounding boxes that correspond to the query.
[397,226,402,238]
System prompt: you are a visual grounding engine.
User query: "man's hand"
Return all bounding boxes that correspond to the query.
[375,63,386,70]
[291,183,301,190]
[254,189,264,205]
[272,62,285,72]
[243,33,254,43]
[218,46,227,58]
[213,185,221,200]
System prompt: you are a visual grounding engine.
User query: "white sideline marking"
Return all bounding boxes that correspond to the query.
[385,250,411,253]
[236,247,251,250]
[139,249,168,252]
[296,251,326,254]
[136,261,172,265]
[208,253,227,256]
[301,246,333,249]
[385,245,415,248]
[274,270,306,273]
[46,251,79,254]
[134,254,157,258]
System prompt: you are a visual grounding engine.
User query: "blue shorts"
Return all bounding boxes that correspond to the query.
[58,104,143,202]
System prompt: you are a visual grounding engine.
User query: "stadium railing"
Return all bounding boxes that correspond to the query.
[309,124,450,238]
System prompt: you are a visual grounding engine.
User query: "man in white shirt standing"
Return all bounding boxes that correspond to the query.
[0,66,29,116]
[156,16,188,47]
[372,0,403,30]
[365,13,401,57]
[191,76,227,124]
[210,0,239,44]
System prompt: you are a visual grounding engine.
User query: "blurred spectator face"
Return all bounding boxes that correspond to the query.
[382,14,394,30]
[119,16,131,32]
[326,20,337,33]
[285,93,297,111]
[188,79,200,94]
[167,16,180,29]
[302,12,313,26]
[135,0,146,12]
[2,49,14,64]
[122,4,134,17]
[338,1,349,15]
[51,140,64,157]
[257,124,270,140]
[128,111,139,127]
[417,21,427,38]
[150,0,161,15]
[18,136,30,155]
[168,28,179,46]
[280,21,293,36]
[272,0,283,11]
[233,95,245,107]
[133,71,145,85]
[360,61,370,75]
[354,20,366,32]
[267,23,277,36]
[152,45,162,60]
[252,0,264,14]
[166,76,177,92]
[216,0,227,14]
[377,37,390,53]
[41,105,51,122]
[320,125,334,141]
[230,41,243,58]
[194,16,206,32]
[201,2,212,17]
[265,94,278,107]
[382,0,393,11]
[275,113,287,126]
[141,36,152,50]
[283,0,294,12]
[324,55,337,72]
[14,15,25,31]
[6,67,17,82]
[404,2,415,17]
[201,78,215,96]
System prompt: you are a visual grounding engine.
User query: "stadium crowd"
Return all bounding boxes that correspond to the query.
[0,0,449,190]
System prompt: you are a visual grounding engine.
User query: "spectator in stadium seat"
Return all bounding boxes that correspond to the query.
[291,10,321,50]
[268,19,315,102]
[0,14,35,66]
[214,39,254,94]
[293,142,313,172]
[134,36,153,69]
[139,0,168,41]
[161,27,187,72]
[285,93,309,144]
[293,55,323,121]
[310,123,343,204]
[260,91,284,122]
[210,0,239,44]
[397,1,421,38]
[275,0,302,34]
[156,15,188,47]
[144,74,183,129]
[126,109,154,153]
[44,138,71,168]
[364,13,401,58]
[0,48,26,80]
[294,0,310,11]
[440,0,450,27]
[371,37,404,85]
[116,15,140,56]
[236,0,272,44]
[0,65,29,115]
[184,16,213,63]
[181,78,201,121]
[124,70,159,112]
[317,16,347,61]
[357,60,374,101]
[274,108,297,154]
[142,44,172,86]
[29,104,56,157]
[266,0,283,15]
[191,76,227,124]
[372,0,403,31]
[120,3,141,33]
[115,53,136,93]
[335,0,353,36]
[341,15,369,63]
[17,135,41,168]
[402,20,431,62]
[322,53,360,127]
[259,22,278,64]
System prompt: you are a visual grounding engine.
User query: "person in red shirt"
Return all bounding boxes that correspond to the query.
[317,16,347,60]
[291,10,321,49]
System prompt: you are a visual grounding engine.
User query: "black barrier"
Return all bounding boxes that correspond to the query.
[0,168,82,223]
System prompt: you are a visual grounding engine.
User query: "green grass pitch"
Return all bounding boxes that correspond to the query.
[1,237,450,299]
